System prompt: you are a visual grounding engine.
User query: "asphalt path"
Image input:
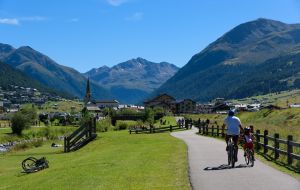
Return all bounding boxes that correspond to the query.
[171,127,300,190]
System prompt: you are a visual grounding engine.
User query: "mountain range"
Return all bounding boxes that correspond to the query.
[0,61,65,96]
[0,43,112,100]
[84,58,179,104]
[0,44,178,104]
[154,18,300,102]
[2,18,300,104]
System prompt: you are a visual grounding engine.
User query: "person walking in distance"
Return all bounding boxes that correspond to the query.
[224,110,243,162]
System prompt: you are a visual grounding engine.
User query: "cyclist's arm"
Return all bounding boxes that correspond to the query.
[239,124,244,133]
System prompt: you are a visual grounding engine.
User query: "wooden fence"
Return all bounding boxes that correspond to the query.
[129,119,193,134]
[194,119,300,166]
[64,117,97,153]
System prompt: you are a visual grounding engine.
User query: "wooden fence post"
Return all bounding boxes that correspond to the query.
[274,133,279,160]
[205,125,209,135]
[216,125,220,137]
[221,124,225,138]
[64,136,67,153]
[212,125,214,136]
[264,130,269,154]
[170,125,172,132]
[93,117,97,133]
[255,130,261,151]
[185,119,188,129]
[198,125,201,134]
[287,135,293,165]
[250,125,254,133]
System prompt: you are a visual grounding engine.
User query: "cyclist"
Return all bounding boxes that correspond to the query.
[224,110,243,162]
[243,127,255,159]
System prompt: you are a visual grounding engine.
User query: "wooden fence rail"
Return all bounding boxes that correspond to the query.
[193,119,300,166]
[129,119,192,134]
[64,117,97,153]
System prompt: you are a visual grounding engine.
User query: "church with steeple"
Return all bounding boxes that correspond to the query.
[83,78,101,112]
[84,78,91,107]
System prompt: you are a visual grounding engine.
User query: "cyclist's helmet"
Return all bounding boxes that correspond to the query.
[244,127,251,135]
[228,110,235,116]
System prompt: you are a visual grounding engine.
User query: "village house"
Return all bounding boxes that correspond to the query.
[144,94,197,114]
[86,103,101,112]
[96,100,119,109]
[176,99,196,114]
[144,94,176,111]
[195,103,214,113]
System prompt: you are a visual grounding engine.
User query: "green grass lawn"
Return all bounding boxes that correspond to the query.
[154,116,177,127]
[0,131,190,190]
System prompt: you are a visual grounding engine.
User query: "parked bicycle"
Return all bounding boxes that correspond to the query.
[22,157,49,173]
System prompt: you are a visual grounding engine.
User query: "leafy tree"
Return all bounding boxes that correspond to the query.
[11,107,37,135]
[144,108,155,125]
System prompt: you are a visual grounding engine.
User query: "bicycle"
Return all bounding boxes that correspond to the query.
[227,137,237,168]
[244,147,255,167]
[22,157,49,173]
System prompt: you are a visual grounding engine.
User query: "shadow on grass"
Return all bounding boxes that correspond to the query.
[204,164,252,171]
[256,151,300,174]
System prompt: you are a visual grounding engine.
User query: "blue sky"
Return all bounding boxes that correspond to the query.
[0,0,300,72]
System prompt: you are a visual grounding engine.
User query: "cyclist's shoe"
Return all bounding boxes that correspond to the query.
[244,152,246,157]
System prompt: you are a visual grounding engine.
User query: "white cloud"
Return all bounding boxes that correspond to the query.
[125,12,143,21]
[0,16,47,26]
[0,18,19,25]
[107,0,129,6]
[19,16,47,21]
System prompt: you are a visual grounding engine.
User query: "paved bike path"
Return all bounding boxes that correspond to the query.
[171,128,300,190]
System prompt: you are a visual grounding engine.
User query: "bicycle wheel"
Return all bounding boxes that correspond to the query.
[231,146,235,168]
[227,147,231,166]
[22,157,38,172]
[245,149,250,165]
[250,150,255,167]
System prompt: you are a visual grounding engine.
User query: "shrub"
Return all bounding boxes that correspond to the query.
[11,112,30,135]
[96,117,113,132]
[116,120,137,130]
[117,121,128,130]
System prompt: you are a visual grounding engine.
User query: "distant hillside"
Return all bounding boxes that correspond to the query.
[0,61,65,96]
[0,43,111,99]
[84,57,179,104]
[154,18,300,102]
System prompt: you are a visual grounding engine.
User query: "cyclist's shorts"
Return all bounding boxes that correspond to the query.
[244,142,253,149]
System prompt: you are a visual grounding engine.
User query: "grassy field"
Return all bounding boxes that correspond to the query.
[0,131,190,190]
[0,120,10,127]
[26,100,83,113]
[230,89,300,107]
[154,116,178,127]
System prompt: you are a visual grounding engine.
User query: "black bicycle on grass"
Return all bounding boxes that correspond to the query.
[22,157,49,173]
